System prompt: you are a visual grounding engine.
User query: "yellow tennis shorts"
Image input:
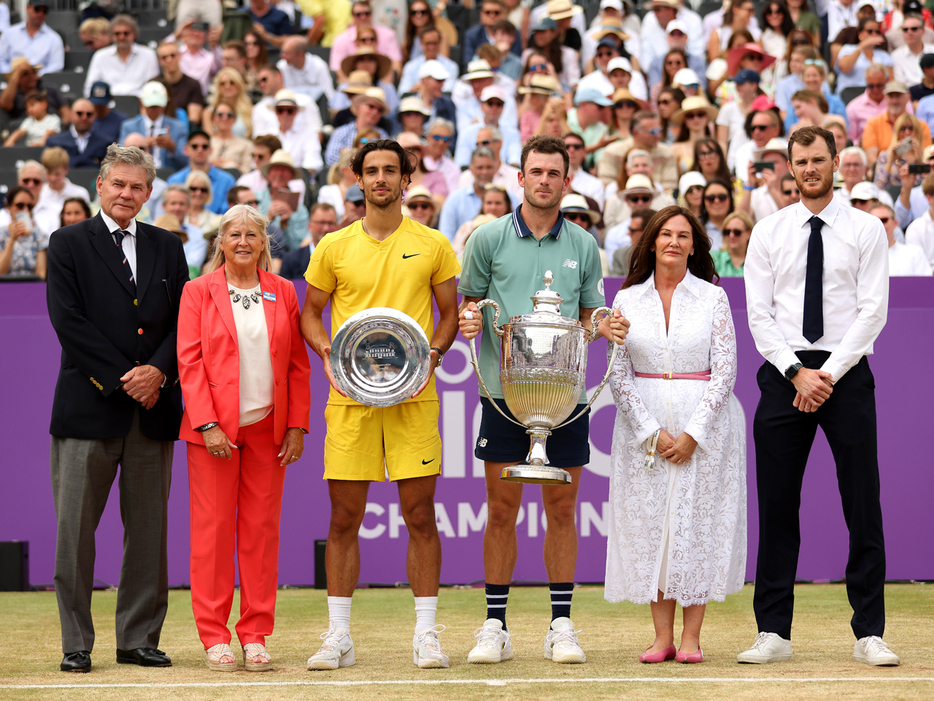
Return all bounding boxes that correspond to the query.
[323,401,442,481]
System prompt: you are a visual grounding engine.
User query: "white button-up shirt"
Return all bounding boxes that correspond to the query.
[100,210,139,280]
[889,240,932,275]
[0,21,64,75]
[745,196,889,382]
[277,54,335,103]
[905,209,934,267]
[83,44,160,98]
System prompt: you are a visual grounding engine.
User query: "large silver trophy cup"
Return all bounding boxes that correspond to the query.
[468,271,619,485]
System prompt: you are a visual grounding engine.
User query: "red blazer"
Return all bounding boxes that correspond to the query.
[177,266,311,445]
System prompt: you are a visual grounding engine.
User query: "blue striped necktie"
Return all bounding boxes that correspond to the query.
[113,229,137,294]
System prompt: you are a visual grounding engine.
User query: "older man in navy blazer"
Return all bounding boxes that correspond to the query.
[46,144,189,673]
[117,81,188,172]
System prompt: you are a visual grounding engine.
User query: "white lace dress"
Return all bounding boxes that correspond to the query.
[604,272,747,607]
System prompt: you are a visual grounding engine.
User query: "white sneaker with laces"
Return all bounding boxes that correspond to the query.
[736,632,792,664]
[413,624,450,669]
[544,617,586,664]
[467,618,514,664]
[306,627,355,670]
[854,636,900,666]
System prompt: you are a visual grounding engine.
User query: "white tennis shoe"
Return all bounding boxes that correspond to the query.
[467,618,514,664]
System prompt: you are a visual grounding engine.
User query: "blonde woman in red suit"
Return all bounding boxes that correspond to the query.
[177,204,311,672]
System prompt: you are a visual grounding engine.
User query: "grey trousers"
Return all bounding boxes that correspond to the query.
[50,410,174,654]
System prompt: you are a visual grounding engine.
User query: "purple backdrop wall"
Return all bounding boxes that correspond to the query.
[2,278,931,588]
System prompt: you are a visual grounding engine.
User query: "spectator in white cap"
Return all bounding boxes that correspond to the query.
[453,59,518,134]
[564,131,606,209]
[678,170,706,218]
[567,86,613,154]
[648,19,708,92]
[455,86,521,167]
[407,60,457,127]
[848,180,885,211]
[117,81,189,170]
[583,0,642,67]
[560,192,603,249]
[578,33,649,102]
[863,80,931,168]
[396,97,431,136]
[873,201,932,275]
[640,0,705,72]
[268,89,324,174]
[736,136,789,221]
[672,67,702,98]
[456,124,522,198]
[399,27,459,94]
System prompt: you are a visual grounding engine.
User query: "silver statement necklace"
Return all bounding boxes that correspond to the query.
[229,286,260,310]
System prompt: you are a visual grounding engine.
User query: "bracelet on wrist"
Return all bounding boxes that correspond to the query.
[196,422,218,432]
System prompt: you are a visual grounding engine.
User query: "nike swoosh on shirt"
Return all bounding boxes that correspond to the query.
[403,253,420,259]
[421,458,435,465]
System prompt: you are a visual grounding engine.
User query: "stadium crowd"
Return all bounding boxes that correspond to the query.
[4,0,934,281]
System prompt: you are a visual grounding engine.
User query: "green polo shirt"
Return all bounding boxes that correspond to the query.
[711,249,744,277]
[458,205,606,400]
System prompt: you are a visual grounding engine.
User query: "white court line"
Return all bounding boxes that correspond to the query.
[3,677,933,690]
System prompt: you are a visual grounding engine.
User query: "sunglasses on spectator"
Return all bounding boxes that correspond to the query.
[791,38,810,45]
[697,150,718,158]
[411,8,430,16]
[781,189,797,196]
[240,199,259,206]
[685,111,707,120]
[863,28,881,35]
[358,35,377,43]
[626,194,652,204]
[723,228,747,237]
[478,139,497,147]
[899,124,914,132]
[565,142,584,150]
[482,9,502,15]
[767,8,784,14]
[485,100,505,108]
[751,124,773,132]
[31,5,48,12]
[190,186,209,193]
[615,101,638,109]
[705,193,729,203]
[12,201,33,210]
[21,178,42,185]
[431,134,451,143]
[276,107,296,114]
[74,110,94,117]
[644,128,662,135]
[563,212,589,223]
[189,143,211,150]
[866,82,886,89]
[114,30,132,37]
[902,25,923,32]
[408,201,433,210]
[530,63,548,72]
[353,10,372,17]
[877,216,891,223]
[743,53,764,61]
[686,185,704,194]
[597,51,616,58]
[657,98,673,105]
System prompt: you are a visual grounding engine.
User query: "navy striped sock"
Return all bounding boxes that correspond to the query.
[550,582,574,622]
[485,583,510,628]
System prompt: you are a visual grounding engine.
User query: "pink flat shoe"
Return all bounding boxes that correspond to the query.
[676,648,703,663]
[639,644,677,663]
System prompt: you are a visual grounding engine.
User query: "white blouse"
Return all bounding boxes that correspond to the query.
[229,283,275,426]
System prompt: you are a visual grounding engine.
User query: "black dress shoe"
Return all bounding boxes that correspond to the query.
[116,648,172,667]
[61,650,91,672]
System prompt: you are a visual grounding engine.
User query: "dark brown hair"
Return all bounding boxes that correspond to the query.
[351,138,418,178]
[787,125,837,162]
[520,135,570,179]
[622,205,718,288]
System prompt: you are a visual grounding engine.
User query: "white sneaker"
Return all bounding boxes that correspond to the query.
[736,632,792,664]
[467,618,514,664]
[544,617,586,664]
[854,636,900,666]
[306,627,355,670]
[413,624,450,669]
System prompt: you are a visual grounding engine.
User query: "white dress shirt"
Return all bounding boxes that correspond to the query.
[750,185,781,222]
[275,123,323,173]
[639,8,705,72]
[34,180,91,236]
[827,0,860,44]
[0,21,64,75]
[745,196,889,382]
[100,210,138,280]
[571,168,606,210]
[892,44,934,88]
[83,44,160,98]
[904,209,934,267]
[277,54,335,103]
[889,240,933,275]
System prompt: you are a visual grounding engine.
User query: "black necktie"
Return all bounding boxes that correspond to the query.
[803,216,823,343]
[113,229,137,294]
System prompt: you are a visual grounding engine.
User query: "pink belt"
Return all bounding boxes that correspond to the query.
[634,370,711,381]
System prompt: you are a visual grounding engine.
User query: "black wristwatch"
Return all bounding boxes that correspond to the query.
[431,347,444,366]
[784,362,804,381]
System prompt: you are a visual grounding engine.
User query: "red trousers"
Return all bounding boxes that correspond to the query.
[187,414,286,648]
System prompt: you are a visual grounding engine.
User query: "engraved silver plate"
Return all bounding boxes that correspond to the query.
[330,307,431,407]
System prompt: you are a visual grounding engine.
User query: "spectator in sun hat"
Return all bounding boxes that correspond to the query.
[0,56,69,122]
[582,0,640,67]
[455,85,521,167]
[453,59,518,134]
[640,0,705,72]
[325,87,390,166]
[399,26,460,94]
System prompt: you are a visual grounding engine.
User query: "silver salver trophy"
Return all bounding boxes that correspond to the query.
[466,271,619,485]
[330,307,432,406]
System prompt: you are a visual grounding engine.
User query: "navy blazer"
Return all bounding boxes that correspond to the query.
[46,129,112,169]
[46,213,190,441]
[462,25,522,70]
[118,115,189,171]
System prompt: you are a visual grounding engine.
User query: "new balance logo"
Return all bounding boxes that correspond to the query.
[478,438,488,448]
[562,259,578,269]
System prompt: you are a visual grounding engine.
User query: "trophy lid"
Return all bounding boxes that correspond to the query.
[531,271,563,315]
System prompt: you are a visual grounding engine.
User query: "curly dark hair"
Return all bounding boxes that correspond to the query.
[520,135,570,179]
[622,205,718,289]
[350,138,419,179]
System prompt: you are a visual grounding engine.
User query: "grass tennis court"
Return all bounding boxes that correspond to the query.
[2,583,932,700]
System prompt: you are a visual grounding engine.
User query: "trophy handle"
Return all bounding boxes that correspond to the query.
[465,303,526,429]
[554,311,620,430]
[586,306,614,342]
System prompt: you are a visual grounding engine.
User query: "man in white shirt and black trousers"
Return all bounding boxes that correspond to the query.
[740,125,901,667]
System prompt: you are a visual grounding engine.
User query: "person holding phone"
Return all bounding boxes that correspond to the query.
[0,186,46,278]
[738,137,790,221]
[873,113,925,189]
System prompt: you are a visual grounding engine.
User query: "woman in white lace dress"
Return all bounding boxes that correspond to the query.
[605,205,746,664]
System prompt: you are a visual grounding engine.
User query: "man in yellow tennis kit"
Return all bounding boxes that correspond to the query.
[301,139,460,670]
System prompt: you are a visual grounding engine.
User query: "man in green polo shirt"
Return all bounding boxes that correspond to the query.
[457,135,629,666]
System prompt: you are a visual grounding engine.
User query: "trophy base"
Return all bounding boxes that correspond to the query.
[500,464,573,485]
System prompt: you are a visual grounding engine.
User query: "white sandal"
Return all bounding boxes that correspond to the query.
[205,643,236,672]
[242,642,272,672]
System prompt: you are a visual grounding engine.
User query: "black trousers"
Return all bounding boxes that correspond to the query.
[752,351,886,641]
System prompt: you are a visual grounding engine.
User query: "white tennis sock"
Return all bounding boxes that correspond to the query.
[328,596,352,631]
[414,596,438,633]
